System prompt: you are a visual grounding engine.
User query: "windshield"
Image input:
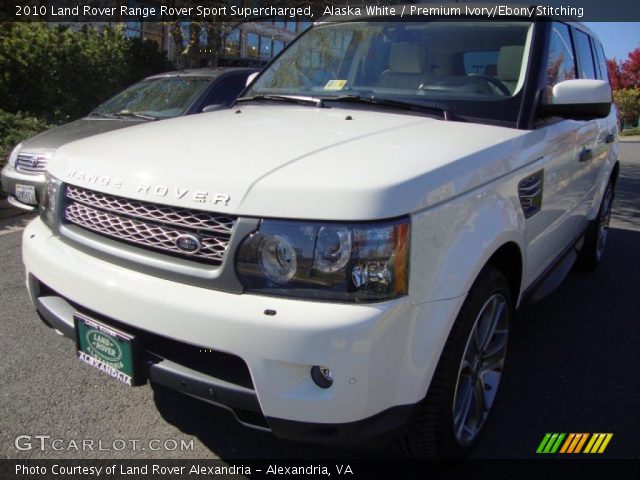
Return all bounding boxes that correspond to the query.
[246,21,534,125]
[92,76,212,119]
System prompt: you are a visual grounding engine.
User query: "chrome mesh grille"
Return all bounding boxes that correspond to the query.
[66,186,234,234]
[64,186,235,265]
[16,153,49,174]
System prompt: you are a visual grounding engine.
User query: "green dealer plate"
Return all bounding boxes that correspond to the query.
[75,313,138,386]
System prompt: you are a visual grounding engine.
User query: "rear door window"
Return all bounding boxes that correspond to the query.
[594,41,609,82]
[574,29,597,79]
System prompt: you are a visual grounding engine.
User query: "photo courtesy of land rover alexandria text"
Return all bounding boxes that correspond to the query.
[21,11,618,458]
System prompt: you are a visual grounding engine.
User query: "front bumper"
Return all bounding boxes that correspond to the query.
[23,218,464,444]
[1,164,45,209]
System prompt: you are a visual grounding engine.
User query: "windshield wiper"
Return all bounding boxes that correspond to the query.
[235,94,323,107]
[89,112,117,119]
[326,95,454,121]
[114,111,158,121]
[91,111,157,121]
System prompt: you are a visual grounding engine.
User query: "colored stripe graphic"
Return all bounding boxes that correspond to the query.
[573,433,589,453]
[536,433,565,453]
[559,433,575,453]
[536,433,552,453]
[584,433,613,454]
[537,433,613,454]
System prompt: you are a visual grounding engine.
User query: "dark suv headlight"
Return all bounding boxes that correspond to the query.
[7,143,22,168]
[40,173,62,228]
[235,218,409,302]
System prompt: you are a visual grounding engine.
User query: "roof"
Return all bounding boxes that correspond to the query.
[146,67,258,80]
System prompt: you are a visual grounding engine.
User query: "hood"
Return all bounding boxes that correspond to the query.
[50,105,531,220]
[20,117,146,153]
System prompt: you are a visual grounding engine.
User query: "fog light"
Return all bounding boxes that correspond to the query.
[310,365,333,388]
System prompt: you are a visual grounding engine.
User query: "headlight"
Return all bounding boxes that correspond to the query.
[7,143,22,168]
[236,218,409,302]
[40,173,62,228]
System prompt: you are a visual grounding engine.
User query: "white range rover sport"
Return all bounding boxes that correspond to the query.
[23,12,619,458]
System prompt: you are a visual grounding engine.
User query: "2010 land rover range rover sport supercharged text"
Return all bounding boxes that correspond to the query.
[22,13,619,458]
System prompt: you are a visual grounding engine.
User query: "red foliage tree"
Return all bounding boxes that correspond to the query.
[620,48,640,88]
[607,47,640,89]
[607,58,623,89]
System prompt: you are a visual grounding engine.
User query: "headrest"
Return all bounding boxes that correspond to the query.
[388,43,426,74]
[484,64,497,77]
[497,46,525,81]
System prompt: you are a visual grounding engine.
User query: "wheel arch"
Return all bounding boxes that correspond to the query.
[485,242,524,308]
[611,161,620,187]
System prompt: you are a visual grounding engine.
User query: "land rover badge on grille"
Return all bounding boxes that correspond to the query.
[175,234,203,254]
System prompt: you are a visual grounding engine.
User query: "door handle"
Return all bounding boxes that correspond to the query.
[579,148,593,162]
[605,133,615,144]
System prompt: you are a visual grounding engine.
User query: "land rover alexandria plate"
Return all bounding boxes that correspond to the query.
[75,313,138,386]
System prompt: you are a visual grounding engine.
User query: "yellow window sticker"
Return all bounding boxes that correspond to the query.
[324,80,348,90]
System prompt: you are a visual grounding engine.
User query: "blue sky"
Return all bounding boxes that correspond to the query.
[585,23,640,61]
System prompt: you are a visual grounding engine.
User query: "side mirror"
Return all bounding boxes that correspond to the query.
[540,79,612,120]
[202,104,225,113]
[246,72,259,87]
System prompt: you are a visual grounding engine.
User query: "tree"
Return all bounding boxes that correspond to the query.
[607,47,640,129]
[620,48,640,88]
[0,110,51,168]
[607,47,640,89]
[165,0,326,69]
[613,88,640,128]
[125,36,174,85]
[607,58,623,89]
[0,22,173,123]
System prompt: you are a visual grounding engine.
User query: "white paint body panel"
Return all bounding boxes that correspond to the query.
[48,106,528,221]
[24,218,464,423]
[548,79,612,105]
[26,76,618,425]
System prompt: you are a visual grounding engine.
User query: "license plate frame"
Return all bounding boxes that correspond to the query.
[74,313,140,386]
[15,184,37,205]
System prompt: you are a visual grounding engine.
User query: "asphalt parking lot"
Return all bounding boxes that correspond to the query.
[0,140,638,461]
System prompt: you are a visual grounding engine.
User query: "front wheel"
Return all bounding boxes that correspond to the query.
[401,266,511,459]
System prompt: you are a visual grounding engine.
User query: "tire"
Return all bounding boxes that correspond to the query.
[400,265,512,459]
[576,180,614,271]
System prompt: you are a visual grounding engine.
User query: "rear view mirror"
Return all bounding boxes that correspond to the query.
[202,104,225,113]
[246,72,259,87]
[540,79,612,120]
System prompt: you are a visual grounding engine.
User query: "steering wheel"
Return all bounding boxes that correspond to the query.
[420,75,511,97]
[467,74,512,96]
[291,63,314,88]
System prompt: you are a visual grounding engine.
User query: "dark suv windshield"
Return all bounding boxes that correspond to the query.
[246,21,533,125]
[92,76,212,119]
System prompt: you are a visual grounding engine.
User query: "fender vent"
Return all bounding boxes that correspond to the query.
[518,169,544,218]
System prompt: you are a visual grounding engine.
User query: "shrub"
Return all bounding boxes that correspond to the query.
[126,36,175,85]
[613,88,640,129]
[0,110,51,169]
[0,23,174,123]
